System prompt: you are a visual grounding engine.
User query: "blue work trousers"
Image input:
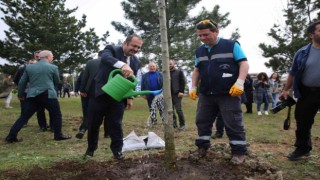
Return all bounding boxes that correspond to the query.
[195,94,247,155]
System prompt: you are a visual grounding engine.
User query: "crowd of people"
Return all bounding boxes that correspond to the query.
[2,19,320,165]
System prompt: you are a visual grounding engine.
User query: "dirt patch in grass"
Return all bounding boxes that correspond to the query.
[1,143,287,180]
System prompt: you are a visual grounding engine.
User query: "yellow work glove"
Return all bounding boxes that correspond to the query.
[229,79,244,97]
[189,86,198,100]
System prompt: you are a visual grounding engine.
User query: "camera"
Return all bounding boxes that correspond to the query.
[270,95,296,114]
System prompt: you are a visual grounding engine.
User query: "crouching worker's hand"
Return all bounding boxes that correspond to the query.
[189,86,198,100]
[229,79,244,97]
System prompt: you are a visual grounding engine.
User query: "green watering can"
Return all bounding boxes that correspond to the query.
[102,69,163,102]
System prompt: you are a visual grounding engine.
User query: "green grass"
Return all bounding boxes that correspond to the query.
[0,96,320,179]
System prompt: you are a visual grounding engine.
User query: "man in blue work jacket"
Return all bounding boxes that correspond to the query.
[189,19,249,165]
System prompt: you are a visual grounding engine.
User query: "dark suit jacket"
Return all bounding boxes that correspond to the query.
[13,65,26,85]
[80,59,101,97]
[94,45,141,97]
[75,71,83,92]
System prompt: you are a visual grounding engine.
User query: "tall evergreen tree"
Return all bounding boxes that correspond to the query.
[0,0,100,73]
[112,0,236,71]
[259,0,320,74]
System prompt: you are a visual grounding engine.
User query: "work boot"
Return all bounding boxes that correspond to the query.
[189,148,207,162]
[230,154,245,165]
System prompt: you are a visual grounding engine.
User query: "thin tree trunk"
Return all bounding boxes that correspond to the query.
[158,0,177,170]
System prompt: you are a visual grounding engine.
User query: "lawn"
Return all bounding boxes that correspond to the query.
[0,95,319,179]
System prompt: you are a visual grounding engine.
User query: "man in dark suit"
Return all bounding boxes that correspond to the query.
[75,51,110,139]
[5,50,71,143]
[84,34,142,160]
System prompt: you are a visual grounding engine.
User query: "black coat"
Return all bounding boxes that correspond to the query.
[94,45,141,97]
[244,75,254,103]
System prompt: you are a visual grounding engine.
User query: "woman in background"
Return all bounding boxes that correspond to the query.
[0,74,15,108]
[269,72,283,109]
[253,72,273,115]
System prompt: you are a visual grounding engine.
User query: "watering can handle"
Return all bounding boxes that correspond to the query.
[108,69,138,84]
[108,69,123,81]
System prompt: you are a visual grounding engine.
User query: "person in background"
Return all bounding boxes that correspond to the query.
[189,19,249,165]
[148,92,165,126]
[0,74,15,108]
[34,50,52,131]
[253,72,273,116]
[141,62,163,125]
[57,79,63,98]
[13,50,49,131]
[74,71,86,138]
[280,20,320,161]
[269,72,282,109]
[244,74,254,113]
[211,113,224,139]
[76,51,110,139]
[135,67,144,91]
[62,81,71,98]
[84,34,142,160]
[169,59,186,130]
[5,50,71,143]
[12,59,37,127]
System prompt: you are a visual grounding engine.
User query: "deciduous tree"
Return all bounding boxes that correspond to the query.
[158,0,176,170]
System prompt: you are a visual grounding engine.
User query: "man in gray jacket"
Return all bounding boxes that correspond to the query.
[5,50,71,142]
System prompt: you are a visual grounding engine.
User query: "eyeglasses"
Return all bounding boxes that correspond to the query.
[197,20,217,29]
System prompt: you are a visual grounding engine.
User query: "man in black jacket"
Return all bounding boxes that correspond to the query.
[169,59,186,130]
[75,51,110,139]
[84,34,142,160]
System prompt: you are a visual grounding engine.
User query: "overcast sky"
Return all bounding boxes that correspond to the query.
[0,0,287,74]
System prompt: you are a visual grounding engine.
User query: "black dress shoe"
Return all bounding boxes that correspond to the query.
[178,125,185,131]
[54,135,71,141]
[40,127,47,132]
[5,137,23,143]
[75,131,85,139]
[84,149,94,157]
[83,147,97,159]
[113,152,125,160]
[287,149,310,161]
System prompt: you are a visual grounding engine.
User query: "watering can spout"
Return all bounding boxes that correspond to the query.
[123,89,163,99]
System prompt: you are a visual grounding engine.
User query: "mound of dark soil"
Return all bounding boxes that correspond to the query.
[1,143,283,180]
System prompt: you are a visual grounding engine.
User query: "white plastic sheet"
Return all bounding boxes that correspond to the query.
[122,131,165,152]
